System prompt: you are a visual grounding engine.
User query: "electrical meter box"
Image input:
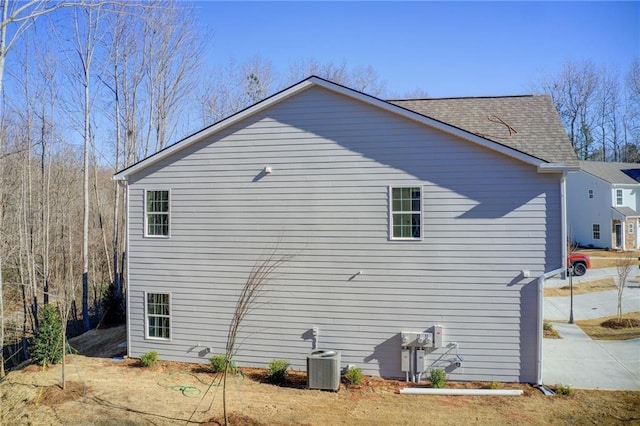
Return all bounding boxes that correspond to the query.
[415,349,427,372]
[401,348,410,372]
[433,325,443,348]
[401,331,433,347]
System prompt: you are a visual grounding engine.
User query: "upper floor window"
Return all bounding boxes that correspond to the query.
[146,292,170,339]
[616,189,623,206]
[390,186,422,240]
[593,224,600,240]
[588,189,593,199]
[145,190,170,237]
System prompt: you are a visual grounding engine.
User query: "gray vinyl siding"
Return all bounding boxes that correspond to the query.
[126,86,562,383]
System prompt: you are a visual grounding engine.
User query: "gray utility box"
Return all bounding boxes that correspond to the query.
[307,349,341,391]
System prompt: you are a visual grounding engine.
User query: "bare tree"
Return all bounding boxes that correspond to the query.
[538,61,600,159]
[595,68,620,161]
[287,59,386,96]
[189,247,292,426]
[623,59,640,162]
[615,251,636,322]
[60,5,106,331]
[139,0,202,155]
[198,55,277,126]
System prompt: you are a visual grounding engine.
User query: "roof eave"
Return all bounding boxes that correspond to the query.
[537,163,580,174]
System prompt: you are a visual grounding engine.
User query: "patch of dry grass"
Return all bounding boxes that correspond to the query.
[544,278,617,297]
[576,311,640,340]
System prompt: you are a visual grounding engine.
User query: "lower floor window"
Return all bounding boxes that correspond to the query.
[146,292,170,339]
[592,224,600,240]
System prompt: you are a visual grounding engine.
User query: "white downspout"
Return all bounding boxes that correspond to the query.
[119,177,131,359]
[535,171,568,386]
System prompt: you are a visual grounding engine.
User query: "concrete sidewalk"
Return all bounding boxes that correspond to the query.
[543,266,640,390]
[543,323,640,390]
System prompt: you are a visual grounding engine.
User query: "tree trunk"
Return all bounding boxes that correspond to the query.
[82,68,91,332]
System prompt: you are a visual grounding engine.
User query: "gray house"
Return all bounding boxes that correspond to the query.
[114,77,578,384]
[567,161,640,250]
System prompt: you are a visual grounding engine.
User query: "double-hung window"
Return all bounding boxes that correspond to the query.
[592,224,600,240]
[146,292,170,339]
[145,190,170,237]
[616,189,623,206]
[390,186,422,240]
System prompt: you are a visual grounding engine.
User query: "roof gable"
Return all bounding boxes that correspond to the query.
[115,76,576,180]
[579,161,640,185]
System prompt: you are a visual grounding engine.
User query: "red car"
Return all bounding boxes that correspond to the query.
[568,253,590,276]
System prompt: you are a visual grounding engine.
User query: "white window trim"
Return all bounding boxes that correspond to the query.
[144,291,172,341]
[388,185,424,241]
[592,224,600,240]
[144,189,171,238]
[629,223,634,234]
[616,189,623,206]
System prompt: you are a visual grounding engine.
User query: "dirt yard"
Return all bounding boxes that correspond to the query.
[1,327,639,425]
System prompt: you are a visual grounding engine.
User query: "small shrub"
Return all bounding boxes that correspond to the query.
[209,354,236,373]
[486,381,502,390]
[266,359,289,385]
[344,366,363,386]
[429,368,447,388]
[543,322,560,338]
[555,384,574,396]
[29,304,64,367]
[140,350,158,367]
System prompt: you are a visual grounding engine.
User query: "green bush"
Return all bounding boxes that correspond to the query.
[486,381,502,390]
[555,384,574,396]
[266,359,289,385]
[429,368,447,388]
[29,304,64,367]
[344,366,363,386]
[140,350,158,367]
[209,354,236,373]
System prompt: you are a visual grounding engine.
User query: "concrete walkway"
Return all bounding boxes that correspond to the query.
[543,323,640,390]
[543,266,640,390]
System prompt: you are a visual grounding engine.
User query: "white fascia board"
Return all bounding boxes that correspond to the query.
[611,183,640,189]
[537,163,580,174]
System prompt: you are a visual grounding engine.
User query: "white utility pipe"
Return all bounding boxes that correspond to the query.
[400,388,523,396]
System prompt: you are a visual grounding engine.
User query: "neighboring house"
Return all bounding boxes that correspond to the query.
[114,76,578,384]
[567,161,640,250]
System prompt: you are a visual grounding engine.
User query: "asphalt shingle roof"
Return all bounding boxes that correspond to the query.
[389,95,578,166]
[612,206,640,218]
[579,161,640,185]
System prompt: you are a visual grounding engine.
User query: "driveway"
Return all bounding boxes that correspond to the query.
[543,267,640,390]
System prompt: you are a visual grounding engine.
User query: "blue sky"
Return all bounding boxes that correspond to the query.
[194,1,638,97]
